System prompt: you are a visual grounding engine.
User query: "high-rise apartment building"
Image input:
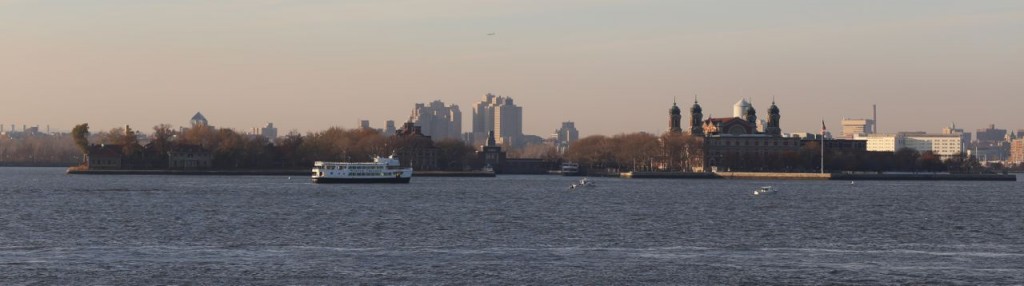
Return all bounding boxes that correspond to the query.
[384,120,396,136]
[1010,139,1024,164]
[552,121,580,153]
[472,93,523,147]
[976,124,1007,144]
[410,100,462,141]
[259,123,277,140]
[357,120,371,129]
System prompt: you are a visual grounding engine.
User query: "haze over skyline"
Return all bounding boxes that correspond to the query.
[2,1,1022,137]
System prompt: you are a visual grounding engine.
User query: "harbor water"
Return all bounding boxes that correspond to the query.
[1,167,1022,284]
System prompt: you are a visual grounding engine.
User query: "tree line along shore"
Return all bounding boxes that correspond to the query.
[1,123,1019,176]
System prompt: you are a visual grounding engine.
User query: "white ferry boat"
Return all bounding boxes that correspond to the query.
[311,155,413,183]
[560,162,581,176]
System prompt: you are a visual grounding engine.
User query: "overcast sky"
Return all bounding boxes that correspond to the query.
[2,0,1022,137]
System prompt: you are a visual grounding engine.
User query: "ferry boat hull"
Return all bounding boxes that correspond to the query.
[313,176,411,184]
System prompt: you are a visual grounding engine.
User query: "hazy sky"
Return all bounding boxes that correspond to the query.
[2,0,1022,137]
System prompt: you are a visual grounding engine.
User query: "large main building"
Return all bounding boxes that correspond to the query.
[671,98,801,171]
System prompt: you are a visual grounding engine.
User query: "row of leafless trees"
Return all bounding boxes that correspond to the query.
[0,133,80,166]
[562,132,704,172]
[63,123,481,170]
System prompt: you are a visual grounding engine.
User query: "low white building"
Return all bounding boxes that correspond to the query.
[857,133,905,152]
[855,132,963,160]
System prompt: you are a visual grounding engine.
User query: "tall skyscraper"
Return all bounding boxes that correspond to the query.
[472,93,523,147]
[553,121,579,153]
[410,100,462,141]
[384,120,396,136]
[472,93,497,144]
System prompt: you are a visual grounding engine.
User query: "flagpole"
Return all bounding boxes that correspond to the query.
[821,120,825,174]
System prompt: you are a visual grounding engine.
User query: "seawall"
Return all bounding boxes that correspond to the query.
[66,169,496,177]
[715,172,832,180]
[67,169,310,176]
[621,171,1016,181]
[620,172,718,179]
[832,173,1017,181]
[415,171,496,177]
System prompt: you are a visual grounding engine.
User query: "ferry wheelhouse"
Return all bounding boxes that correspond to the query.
[560,162,581,176]
[311,155,413,183]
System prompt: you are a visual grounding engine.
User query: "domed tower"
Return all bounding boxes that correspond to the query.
[744,105,757,126]
[689,98,704,136]
[765,100,781,136]
[733,99,751,118]
[669,99,682,133]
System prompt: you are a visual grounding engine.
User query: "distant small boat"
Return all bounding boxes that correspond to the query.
[569,177,595,190]
[560,162,581,176]
[753,186,775,195]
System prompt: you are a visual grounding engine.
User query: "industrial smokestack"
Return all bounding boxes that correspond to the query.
[873,104,877,134]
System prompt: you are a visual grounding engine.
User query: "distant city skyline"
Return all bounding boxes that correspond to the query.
[2,1,1022,137]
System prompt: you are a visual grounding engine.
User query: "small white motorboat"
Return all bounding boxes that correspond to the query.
[569,177,596,190]
[753,186,776,195]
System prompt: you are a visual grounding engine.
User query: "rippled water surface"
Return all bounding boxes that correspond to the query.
[1,168,1022,284]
